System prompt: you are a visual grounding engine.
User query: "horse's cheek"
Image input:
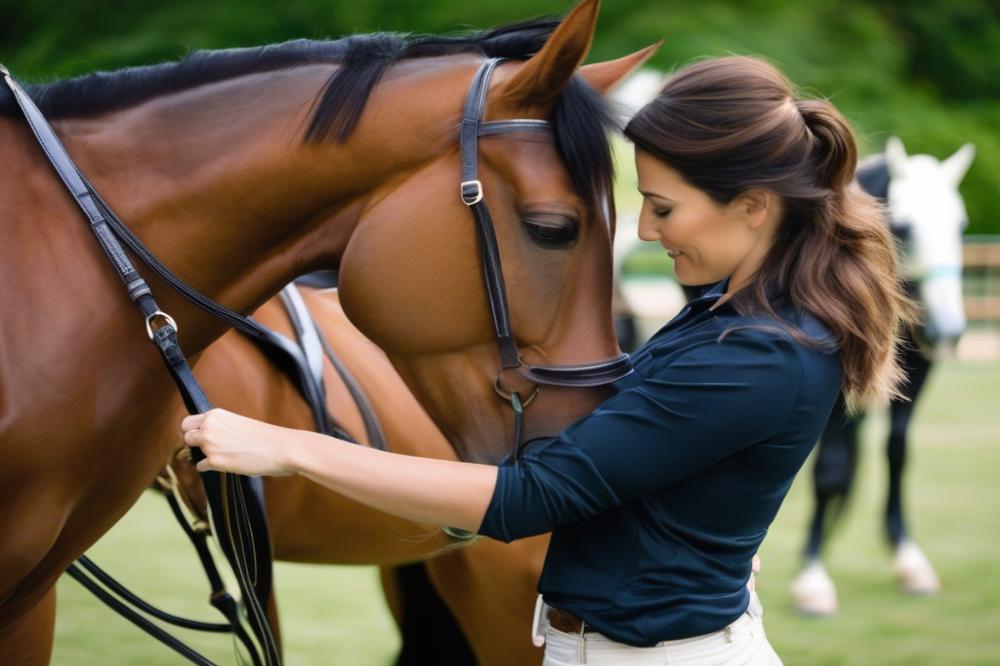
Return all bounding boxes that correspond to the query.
[338,191,492,356]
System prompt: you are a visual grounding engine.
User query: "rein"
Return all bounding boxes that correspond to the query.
[64,280,390,666]
[2,64,281,666]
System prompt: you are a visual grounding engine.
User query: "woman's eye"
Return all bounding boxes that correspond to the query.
[654,209,672,219]
[522,216,579,249]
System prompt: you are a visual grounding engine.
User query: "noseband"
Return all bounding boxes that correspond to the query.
[459,59,632,413]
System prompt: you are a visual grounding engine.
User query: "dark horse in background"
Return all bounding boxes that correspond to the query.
[791,136,976,615]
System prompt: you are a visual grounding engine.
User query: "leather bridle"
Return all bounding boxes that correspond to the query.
[459,58,632,459]
[459,59,632,461]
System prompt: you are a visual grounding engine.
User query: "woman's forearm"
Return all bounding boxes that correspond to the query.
[285,432,497,532]
[284,430,498,533]
[182,408,500,533]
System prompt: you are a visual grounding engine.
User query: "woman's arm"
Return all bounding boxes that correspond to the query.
[181,409,497,533]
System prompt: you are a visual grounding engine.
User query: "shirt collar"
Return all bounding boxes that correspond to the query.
[687,276,731,308]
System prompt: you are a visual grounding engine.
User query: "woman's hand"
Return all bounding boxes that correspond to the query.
[181,408,296,477]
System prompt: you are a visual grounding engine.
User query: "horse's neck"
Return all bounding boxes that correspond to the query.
[54,61,462,354]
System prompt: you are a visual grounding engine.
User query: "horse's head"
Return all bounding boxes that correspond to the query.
[335,1,656,462]
[884,135,975,348]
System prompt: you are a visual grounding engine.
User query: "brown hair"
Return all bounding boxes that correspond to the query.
[624,56,914,411]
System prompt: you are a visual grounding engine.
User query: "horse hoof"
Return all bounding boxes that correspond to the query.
[892,541,941,595]
[791,560,838,616]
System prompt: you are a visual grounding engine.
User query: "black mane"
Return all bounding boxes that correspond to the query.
[1,18,616,209]
[856,153,890,203]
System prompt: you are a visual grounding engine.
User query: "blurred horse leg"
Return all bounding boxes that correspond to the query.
[886,341,932,546]
[0,586,55,666]
[888,340,939,593]
[380,563,475,666]
[807,393,862,559]
[423,536,548,666]
[792,392,860,615]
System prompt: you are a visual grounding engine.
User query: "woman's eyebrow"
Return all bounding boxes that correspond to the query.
[639,190,675,203]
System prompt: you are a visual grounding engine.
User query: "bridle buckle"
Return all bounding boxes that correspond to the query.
[460,179,483,206]
[145,310,178,340]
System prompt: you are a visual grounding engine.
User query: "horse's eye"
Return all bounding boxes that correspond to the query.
[522,214,579,249]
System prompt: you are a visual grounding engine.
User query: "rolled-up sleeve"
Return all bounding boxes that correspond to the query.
[477,330,804,542]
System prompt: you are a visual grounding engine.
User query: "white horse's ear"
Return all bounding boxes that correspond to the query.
[885,136,909,179]
[942,143,976,188]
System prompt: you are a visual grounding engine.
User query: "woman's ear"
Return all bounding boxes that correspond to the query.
[731,190,774,230]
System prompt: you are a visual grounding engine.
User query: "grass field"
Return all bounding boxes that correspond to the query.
[52,359,999,665]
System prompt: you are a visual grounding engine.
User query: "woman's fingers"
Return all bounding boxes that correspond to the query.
[177,408,293,477]
[180,411,209,433]
[181,409,225,461]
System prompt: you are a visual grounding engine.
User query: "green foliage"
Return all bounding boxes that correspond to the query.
[872,0,1000,101]
[621,244,676,276]
[1,0,996,232]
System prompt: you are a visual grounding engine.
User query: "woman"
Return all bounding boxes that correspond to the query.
[182,56,910,664]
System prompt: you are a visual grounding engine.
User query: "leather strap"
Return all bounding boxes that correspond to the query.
[546,607,590,634]
[519,353,633,387]
[2,67,281,666]
[461,59,519,368]
[458,59,633,387]
[279,285,325,389]
[64,563,220,666]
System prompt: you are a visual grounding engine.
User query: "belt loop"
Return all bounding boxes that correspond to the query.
[577,622,588,664]
[530,594,546,648]
[725,622,735,643]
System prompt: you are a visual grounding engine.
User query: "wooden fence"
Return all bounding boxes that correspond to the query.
[963,236,1000,323]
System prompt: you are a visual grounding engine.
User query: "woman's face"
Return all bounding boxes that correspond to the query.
[635,149,771,287]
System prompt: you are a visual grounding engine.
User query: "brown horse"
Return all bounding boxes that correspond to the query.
[160,285,551,664]
[0,1,654,662]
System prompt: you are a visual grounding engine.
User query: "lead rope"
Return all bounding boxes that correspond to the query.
[1,65,280,666]
[511,391,525,466]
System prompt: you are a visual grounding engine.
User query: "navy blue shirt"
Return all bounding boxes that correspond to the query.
[477,278,842,646]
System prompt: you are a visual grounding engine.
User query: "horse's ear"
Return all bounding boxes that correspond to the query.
[942,142,976,188]
[578,42,662,95]
[496,0,600,107]
[885,136,909,179]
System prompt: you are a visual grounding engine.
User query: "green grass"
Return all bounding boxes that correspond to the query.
[53,360,1000,664]
[53,497,400,665]
[757,360,1000,665]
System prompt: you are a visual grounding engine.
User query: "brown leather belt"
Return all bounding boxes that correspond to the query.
[546,607,591,634]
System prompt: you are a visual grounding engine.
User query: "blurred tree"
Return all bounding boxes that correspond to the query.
[0,0,995,233]
[872,0,1000,100]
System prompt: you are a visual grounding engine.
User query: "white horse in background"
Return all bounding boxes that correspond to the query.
[793,136,976,615]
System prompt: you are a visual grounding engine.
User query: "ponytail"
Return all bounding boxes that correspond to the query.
[796,99,856,190]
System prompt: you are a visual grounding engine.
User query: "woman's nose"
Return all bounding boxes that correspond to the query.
[637,213,660,242]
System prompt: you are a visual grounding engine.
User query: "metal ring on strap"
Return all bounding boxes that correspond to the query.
[494,376,540,407]
[145,311,178,340]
